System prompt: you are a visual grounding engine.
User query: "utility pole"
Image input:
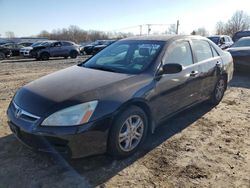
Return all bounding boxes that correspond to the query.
[176,20,180,34]
[147,24,151,35]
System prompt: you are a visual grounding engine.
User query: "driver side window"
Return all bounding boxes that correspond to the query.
[164,41,193,67]
[53,42,61,47]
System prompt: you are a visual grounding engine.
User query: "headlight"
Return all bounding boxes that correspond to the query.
[41,101,98,126]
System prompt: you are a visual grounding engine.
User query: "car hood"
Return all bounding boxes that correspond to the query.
[20,47,33,50]
[94,45,107,48]
[14,66,136,116]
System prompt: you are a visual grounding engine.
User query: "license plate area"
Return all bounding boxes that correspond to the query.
[9,122,21,138]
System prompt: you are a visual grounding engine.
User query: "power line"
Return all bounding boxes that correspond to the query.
[111,23,176,35]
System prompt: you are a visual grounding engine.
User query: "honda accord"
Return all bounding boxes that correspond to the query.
[7,35,233,158]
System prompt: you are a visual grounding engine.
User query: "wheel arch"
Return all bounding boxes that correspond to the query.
[112,98,155,134]
[220,72,228,88]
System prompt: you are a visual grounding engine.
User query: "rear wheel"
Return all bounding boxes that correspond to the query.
[210,76,227,105]
[0,52,5,60]
[70,51,78,58]
[108,106,148,158]
[40,52,50,61]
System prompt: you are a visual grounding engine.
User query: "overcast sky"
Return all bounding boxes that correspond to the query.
[0,0,250,37]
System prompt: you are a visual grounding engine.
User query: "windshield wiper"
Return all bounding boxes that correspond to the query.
[87,66,117,73]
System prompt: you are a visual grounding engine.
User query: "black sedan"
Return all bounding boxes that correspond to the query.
[7,35,233,158]
[92,40,116,54]
[227,37,250,72]
[0,46,12,60]
[0,43,24,56]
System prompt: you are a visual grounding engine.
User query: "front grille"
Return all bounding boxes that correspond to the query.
[11,102,40,122]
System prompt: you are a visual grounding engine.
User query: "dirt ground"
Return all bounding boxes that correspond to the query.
[0,57,249,188]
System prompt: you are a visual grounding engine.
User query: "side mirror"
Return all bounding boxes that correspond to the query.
[162,63,183,74]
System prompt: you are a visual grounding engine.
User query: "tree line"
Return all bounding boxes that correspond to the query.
[215,10,250,36]
[4,10,250,42]
[36,25,132,44]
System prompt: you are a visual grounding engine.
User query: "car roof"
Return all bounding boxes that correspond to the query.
[238,36,250,40]
[208,35,230,37]
[120,35,207,42]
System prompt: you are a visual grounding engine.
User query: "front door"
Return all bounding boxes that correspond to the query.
[50,42,63,56]
[151,40,202,122]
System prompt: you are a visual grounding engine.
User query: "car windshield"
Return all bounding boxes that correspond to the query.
[82,40,164,74]
[232,38,250,47]
[208,37,219,44]
[31,42,44,47]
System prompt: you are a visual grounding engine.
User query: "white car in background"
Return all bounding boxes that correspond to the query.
[19,41,48,57]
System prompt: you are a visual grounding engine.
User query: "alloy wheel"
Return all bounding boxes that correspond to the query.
[118,115,144,152]
[215,79,225,101]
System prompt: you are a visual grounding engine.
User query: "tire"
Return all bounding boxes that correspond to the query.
[64,56,68,59]
[210,76,227,105]
[40,52,50,61]
[108,106,148,158]
[70,51,78,58]
[0,52,5,60]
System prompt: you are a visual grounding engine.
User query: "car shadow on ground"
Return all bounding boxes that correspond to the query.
[67,102,214,186]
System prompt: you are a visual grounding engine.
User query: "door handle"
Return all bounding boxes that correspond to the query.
[190,71,198,77]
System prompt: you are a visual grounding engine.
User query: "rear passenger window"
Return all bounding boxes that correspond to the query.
[165,41,193,67]
[211,46,219,57]
[192,40,213,62]
[62,42,73,46]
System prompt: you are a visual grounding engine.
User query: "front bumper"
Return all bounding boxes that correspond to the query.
[7,104,112,158]
[20,51,31,57]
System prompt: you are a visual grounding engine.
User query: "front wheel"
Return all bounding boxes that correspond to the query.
[108,106,148,158]
[70,51,78,58]
[210,76,227,105]
[40,52,50,61]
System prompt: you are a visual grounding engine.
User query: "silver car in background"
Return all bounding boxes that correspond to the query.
[30,41,80,60]
[20,41,49,57]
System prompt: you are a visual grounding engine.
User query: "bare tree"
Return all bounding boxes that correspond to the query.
[165,24,176,35]
[5,31,15,38]
[215,21,226,35]
[195,27,209,36]
[215,11,250,36]
[226,10,250,36]
[190,30,196,35]
[38,30,50,38]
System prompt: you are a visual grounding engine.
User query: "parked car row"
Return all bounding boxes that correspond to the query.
[0,39,117,60]
[81,39,116,55]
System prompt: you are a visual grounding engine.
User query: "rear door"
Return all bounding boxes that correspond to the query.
[50,42,63,56]
[61,42,73,55]
[190,39,222,100]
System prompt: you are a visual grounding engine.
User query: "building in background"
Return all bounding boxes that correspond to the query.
[0,37,48,44]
